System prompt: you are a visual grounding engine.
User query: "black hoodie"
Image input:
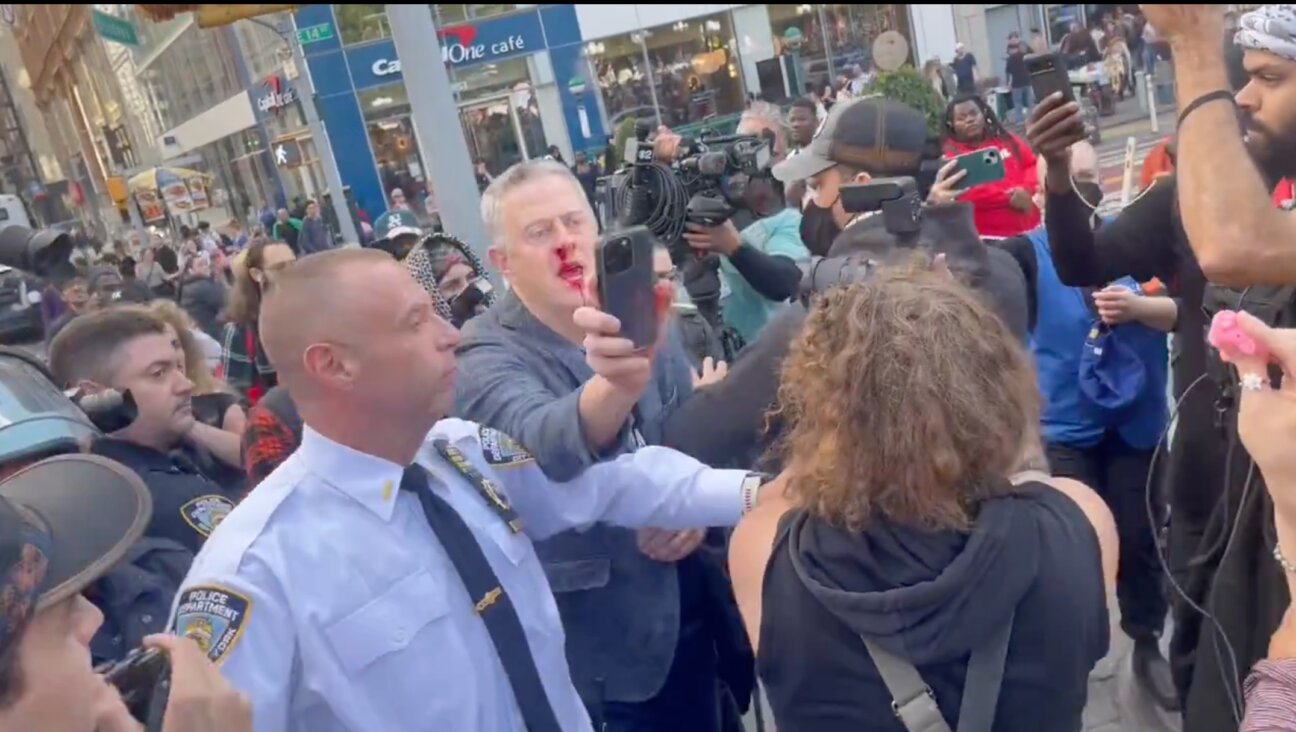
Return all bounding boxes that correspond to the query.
[759,483,1109,731]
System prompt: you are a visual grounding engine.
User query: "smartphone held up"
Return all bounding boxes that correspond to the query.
[596,226,659,350]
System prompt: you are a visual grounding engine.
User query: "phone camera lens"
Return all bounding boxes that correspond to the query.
[603,238,634,273]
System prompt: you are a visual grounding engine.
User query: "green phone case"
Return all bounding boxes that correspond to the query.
[953,148,1006,188]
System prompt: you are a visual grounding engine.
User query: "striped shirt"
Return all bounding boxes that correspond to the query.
[1242,659,1296,731]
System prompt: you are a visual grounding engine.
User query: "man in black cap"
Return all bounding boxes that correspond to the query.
[772,97,933,257]
[664,98,1031,467]
[0,454,250,731]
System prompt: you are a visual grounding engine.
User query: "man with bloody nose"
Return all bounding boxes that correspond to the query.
[456,159,749,731]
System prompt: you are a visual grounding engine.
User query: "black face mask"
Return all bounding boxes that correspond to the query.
[800,199,841,257]
[449,283,488,329]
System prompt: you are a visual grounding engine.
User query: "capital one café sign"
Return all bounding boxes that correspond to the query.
[257,75,297,114]
[370,24,527,76]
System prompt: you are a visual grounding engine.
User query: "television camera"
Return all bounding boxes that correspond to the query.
[599,120,774,261]
[0,225,139,465]
[596,121,774,340]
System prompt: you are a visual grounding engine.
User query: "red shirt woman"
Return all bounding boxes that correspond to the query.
[943,94,1041,238]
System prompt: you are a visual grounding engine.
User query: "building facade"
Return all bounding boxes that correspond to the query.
[295,3,958,221]
[11,4,161,232]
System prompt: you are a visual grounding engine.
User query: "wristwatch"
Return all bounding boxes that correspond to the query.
[741,472,767,515]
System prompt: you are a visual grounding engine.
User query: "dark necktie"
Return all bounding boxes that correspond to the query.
[400,465,563,732]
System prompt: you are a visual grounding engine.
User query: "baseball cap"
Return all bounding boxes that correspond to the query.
[0,455,150,652]
[374,210,423,240]
[772,97,930,184]
[1078,323,1148,411]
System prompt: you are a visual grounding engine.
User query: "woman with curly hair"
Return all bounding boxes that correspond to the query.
[729,268,1117,732]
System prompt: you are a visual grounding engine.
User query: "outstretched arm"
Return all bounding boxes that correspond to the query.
[1152,5,1296,285]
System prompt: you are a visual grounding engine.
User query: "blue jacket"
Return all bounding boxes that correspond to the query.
[455,292,696,704]
[90,538,194,665]
[1028,229,1169,450]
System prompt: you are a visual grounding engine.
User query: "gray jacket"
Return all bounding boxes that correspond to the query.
[455,291,695,704]
[298,216,336,254]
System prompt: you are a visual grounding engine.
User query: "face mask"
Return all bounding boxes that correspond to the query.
[800,199,841,256]
[449,282,488,328]
[1076,181,1104,211]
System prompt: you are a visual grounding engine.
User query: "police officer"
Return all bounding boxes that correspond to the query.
[49,308,237,555]
[170,249,764,732]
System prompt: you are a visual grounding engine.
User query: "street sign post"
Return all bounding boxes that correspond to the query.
[295,23,333,45]
[91,9,138,47]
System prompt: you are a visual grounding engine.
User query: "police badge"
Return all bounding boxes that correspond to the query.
[478,426,535,469]
[172,585,252,664]
[180,495,235,537]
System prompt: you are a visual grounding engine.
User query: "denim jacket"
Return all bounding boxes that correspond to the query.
[455,292,694,704]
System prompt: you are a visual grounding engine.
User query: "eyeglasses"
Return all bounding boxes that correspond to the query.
[520,211,594,247]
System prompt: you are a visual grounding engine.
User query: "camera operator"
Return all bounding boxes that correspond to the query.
[0,455,250,732]
[1027,7,1296,725]
[661,99,1031,470]
[682,103,809,345]
[49,309,237,557]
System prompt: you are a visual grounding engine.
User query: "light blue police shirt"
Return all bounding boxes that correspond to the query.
[168,419,748,732]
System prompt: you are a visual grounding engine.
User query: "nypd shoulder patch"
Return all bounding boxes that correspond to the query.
[478,426,535,468]
[180,495,235,538]
[173,585,252,665]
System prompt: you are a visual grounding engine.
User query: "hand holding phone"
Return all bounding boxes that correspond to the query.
[951,147,1007,188]
[596,226,660,350]
[95,636,252,732]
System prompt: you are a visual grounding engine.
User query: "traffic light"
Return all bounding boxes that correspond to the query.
[134,4,297,28]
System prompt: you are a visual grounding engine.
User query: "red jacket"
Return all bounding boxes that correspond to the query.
[944,134,1041,238]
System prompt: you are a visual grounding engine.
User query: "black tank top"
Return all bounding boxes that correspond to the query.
[757,483,1107,732]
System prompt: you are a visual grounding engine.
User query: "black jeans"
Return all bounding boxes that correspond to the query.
[599,553,725,732]
[1047,432,1168,640]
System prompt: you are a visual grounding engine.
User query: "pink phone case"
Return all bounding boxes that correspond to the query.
[1208,310,1268,363]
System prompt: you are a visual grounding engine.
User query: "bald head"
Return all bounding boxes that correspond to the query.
[259,248,461,452]
[260,248,400,382]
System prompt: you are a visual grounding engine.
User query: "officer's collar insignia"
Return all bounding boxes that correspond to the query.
[172,585,252,665]
[478,426,535,469]
[181,495,235,537]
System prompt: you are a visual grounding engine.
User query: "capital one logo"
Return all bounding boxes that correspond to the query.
[437,25,526,65]
[258,75,297,114]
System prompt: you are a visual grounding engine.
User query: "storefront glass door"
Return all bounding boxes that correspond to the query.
[459,95,541,177]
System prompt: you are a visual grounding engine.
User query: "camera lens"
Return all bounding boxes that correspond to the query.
[602,238,635,274]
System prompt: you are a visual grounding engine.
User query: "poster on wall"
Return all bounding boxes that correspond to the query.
[185,175,210,210]
[135,189,167,223]
[156,169,194,215]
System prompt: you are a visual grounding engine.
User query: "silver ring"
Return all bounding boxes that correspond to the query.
[1241,373,1266,392]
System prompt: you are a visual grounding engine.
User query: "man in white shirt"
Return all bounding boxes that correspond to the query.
[169,248,763,732]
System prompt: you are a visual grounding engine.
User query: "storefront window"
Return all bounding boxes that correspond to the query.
[451,57,545,175]
[587,32,658,136]
[820,4,911,78]
[641,14,745,131]
[358,83,430,211]
[336,4,392,46]
[768,4,833,95]
[433,5,529,25]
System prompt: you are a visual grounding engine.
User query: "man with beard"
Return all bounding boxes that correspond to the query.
[1026,5,1296,727]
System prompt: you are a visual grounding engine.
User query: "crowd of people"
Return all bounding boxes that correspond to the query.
[10,4,1296,732]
